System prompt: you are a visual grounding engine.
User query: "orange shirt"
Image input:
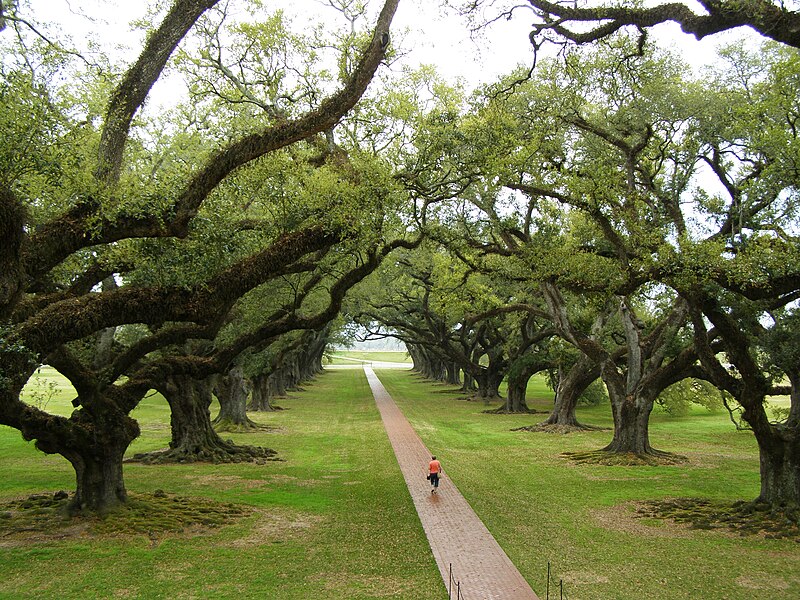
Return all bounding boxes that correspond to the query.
[429,459,441,474]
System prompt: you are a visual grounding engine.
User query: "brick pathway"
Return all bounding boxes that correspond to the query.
[364,367,540,600]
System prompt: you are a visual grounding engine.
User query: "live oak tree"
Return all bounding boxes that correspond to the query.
[444,42,716,459]
[507,37,798,489]
[452,0,800,497]
[669,44,800,506]
[0,0,402,514]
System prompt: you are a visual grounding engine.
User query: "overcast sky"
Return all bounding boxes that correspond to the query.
[29,0,757,103]
[37,0,535,83]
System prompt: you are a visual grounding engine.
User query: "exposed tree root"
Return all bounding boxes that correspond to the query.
[635,497,800,540]
[512,423,609,434]
[483,405,544,415]
[562,449,688,466]
[0,491,250,543]
[246,405,285,412]
[129,441,279,465]
[212,417,273,433]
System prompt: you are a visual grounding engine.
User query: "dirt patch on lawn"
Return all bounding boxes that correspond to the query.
[590,502,694,539]
[0,490,250,548]
[560,570,611,585]
[228,508,324,548]
[187,474,268,489]
[735,573,793,591]
[311,572,417,597]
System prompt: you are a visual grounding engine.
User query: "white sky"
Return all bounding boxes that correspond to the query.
[32,0,534,83]
[28,0,756,90]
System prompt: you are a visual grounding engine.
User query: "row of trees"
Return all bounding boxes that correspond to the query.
[1,0,798,517]
[0,0,427,513]
[353,29,800,505]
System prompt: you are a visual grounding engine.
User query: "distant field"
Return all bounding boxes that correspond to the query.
[325,350,412,365]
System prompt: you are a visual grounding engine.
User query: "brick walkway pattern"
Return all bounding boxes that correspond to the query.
[364,367,540,600]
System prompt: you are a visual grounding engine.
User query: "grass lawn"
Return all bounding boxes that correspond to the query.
[1,368,443,599]
[3,366,798,599]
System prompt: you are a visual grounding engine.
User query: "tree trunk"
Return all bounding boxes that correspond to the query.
[270,369,288,398]
[248,373,279,412]
[213,366,261,432]
[740,386,800,506]
[542,356,600,428]
[131,373,275,463]
[445,361,461,386]
[57,407,139,514]
[757,429,800,506]
[787,372,800,429]
[502,378,532,412]
[167,375,220,454]
[461,371,476,394]
[602,370,656,454]
[474,369,502,401]
[66,439,129,514]
[493,351,548,414]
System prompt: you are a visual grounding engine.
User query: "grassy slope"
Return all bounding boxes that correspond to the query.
[1,369,443,599]
[376,369,800,600]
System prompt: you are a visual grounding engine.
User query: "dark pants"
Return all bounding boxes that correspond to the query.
[430,473,439,488]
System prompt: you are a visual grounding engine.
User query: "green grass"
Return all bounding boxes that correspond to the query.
[4,367,799,599]
[1,369,443,599]
[376,370,800,600]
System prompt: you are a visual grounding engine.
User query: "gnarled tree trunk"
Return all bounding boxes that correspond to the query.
[64,431,132,514]
[445,361,461,386]
[131,373,276,463]
[503,377,532,412]
[51,405,140,514]
[757,429,800,506]
[248,373,280,412]
[213,365,261,432]
[541,355,600,428]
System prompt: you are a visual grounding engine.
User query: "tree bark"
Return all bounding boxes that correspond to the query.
[461,371,476,394]
[55,407,140,514]
[213,366,261,432]
[131,373,276,463]
[474,368,503,401]
[248,373,277,411]
[602,388,656,454]
[757,427,800,506]
[503,378,532,412]
[494,353,540,413]
[67,445,129,514]
[541,355,600,428]
[445,361,461,386]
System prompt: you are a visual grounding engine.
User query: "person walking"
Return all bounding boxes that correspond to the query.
[428,456,442,494]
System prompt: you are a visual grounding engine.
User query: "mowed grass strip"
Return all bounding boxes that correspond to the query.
[1,368,444,599]
[376,369,800,600]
